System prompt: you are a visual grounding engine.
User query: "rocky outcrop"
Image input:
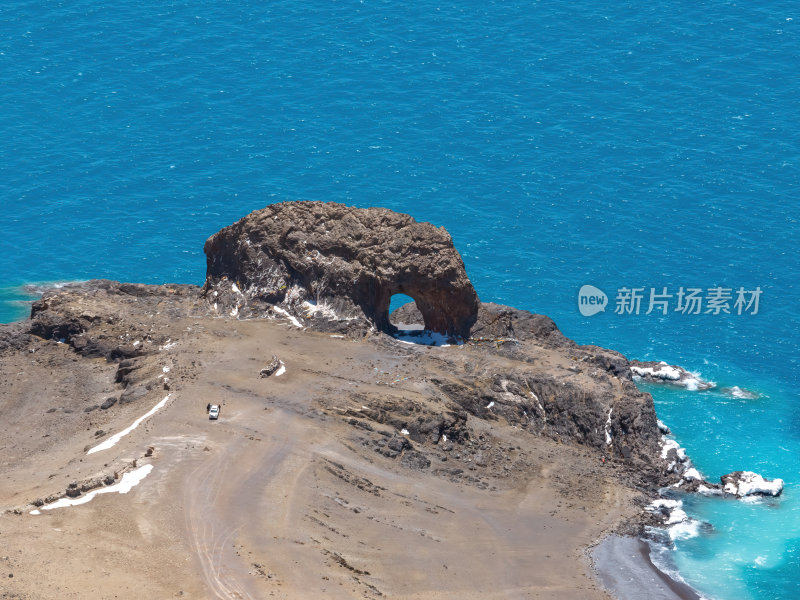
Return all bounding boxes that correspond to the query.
[27,280,202,360]
[434,369,661,468]
[721,471,784,497]
[630,360,714,391]
[260,355,282,377]
[202,201,480,337]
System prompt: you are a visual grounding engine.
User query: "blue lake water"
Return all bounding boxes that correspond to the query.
[1,1,798,597]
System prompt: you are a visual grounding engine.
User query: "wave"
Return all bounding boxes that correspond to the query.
[0,280,88,324]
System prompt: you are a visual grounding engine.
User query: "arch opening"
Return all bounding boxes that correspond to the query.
[387,293,455,346]
[388,294,422,330]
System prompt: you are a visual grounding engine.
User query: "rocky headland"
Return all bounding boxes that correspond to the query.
[0,202,780,600]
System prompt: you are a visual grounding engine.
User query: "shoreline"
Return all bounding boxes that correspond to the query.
[592,535,703,600]
[0,281,660,598]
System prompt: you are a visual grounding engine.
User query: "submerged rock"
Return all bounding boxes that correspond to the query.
[630,360,714,391]
[721,471,784,497]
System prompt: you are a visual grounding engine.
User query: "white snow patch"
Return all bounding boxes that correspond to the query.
[162,366,170,373]
[132,340,141,347]
[274,361,286,377]
[401,429,409,435]
[30,465,154,513]
[486,401,495,409]
[272,306,303,329]
[87,395,172,455]
[605,407,613,445]
[231,282,241,294]
[442,434,447,442]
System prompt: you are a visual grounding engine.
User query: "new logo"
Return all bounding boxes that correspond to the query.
[578,284,608,317]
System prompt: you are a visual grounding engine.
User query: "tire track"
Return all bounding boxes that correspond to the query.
[184,441,253,599]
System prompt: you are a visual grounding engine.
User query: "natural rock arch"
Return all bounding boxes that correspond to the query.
[202,201,480,337]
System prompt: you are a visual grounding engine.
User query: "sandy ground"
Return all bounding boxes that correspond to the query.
[1,314,649,599]
[592,536,701,600]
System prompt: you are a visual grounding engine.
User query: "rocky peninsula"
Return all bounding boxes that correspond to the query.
[0,202,779,599]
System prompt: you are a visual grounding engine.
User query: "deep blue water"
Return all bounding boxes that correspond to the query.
[1,1,798,597]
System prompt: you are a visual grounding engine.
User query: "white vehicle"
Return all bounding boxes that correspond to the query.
[209,405,220,420]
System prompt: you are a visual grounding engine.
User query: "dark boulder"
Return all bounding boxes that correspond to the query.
[260,355,282,377]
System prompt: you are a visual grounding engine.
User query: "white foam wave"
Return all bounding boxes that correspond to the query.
[668,518,703,541]
[682,467,703,481]
[724,386,759,400]
[632,363,682,381]
[723,471,784,497]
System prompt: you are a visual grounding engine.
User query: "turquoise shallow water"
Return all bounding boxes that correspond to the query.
[1,1,799,597]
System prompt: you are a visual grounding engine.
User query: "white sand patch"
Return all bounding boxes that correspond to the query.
[272,306,303,328]
[30,465,154,514]
[87,394,172,455]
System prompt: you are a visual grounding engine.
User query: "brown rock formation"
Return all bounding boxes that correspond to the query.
[202,201,480,337]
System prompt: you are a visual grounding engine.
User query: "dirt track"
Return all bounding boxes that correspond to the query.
[1,315,639,599]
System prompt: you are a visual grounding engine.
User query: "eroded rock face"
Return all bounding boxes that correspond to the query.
[202,201,480,337]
